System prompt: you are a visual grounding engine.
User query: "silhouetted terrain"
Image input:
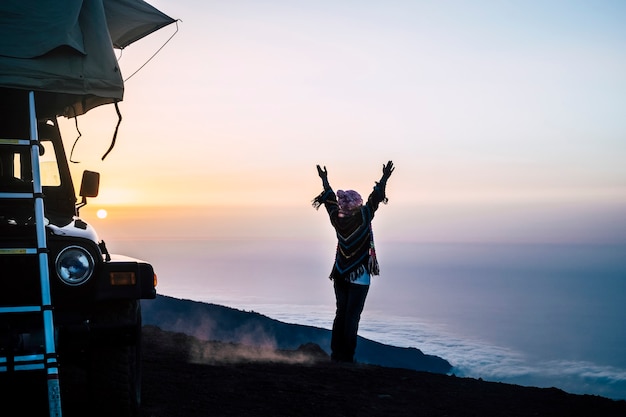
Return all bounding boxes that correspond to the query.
[2,296,626,416]
[141,295,451,374]
[136,295,626,416]
[138,326,626,417]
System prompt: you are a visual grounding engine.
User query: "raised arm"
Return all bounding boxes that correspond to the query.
[317,164,331,190]
[312,164,337,211]
[365,160,394,213]
[379,160,394,185]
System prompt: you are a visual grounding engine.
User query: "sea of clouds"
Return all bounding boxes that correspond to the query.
[112,238,626,400]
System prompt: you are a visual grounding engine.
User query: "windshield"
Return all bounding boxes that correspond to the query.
[0,139,60,189]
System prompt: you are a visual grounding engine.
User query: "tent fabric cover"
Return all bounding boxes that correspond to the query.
[105,0,176,49]
[0,0,175,118]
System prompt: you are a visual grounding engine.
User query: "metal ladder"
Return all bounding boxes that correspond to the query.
[0,91,63,416]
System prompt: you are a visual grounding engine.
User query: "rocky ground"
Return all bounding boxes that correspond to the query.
[3,325,625,417]
[138,326,626,417]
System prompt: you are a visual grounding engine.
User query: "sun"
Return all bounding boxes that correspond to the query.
[96,209,108,219]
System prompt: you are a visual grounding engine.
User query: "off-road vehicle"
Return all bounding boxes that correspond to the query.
[0,89,156,416]
[0,1,177,415]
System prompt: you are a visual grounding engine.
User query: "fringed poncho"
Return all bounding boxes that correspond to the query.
[313,181,388,282]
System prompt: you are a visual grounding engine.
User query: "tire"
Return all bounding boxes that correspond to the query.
[88,300,142,417]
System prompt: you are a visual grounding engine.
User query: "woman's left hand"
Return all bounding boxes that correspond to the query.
[317,165,328,180]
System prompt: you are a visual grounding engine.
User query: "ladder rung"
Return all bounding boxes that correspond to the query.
[0,192,35,199]
[0,138,31,146]
[0,354,46,372]
[0,306,42,313]
[0,91,63,412]
[0,248,38,255]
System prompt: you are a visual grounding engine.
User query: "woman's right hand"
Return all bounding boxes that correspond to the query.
[382,160,394,181]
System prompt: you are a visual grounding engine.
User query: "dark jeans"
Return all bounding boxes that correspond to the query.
[331,279,369,363]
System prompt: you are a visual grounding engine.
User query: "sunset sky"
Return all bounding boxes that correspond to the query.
[59,0,626,244]
[39,2,626,398]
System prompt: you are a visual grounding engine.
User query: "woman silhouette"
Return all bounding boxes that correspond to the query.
[313,161,394,362]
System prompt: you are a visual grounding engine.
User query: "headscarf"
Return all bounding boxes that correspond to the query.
[337,189,362,214]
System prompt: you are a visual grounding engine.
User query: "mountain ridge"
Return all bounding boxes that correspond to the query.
[141,294,452,374]
[138,325,626,417]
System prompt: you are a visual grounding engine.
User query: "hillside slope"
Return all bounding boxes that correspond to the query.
[2,322,625,416]
[139,326,626,417]
[141,295,451,373]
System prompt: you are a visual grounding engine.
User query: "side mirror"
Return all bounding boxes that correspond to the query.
[79,170,100,198]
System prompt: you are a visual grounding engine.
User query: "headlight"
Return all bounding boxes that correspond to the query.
[55,246,95,286]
